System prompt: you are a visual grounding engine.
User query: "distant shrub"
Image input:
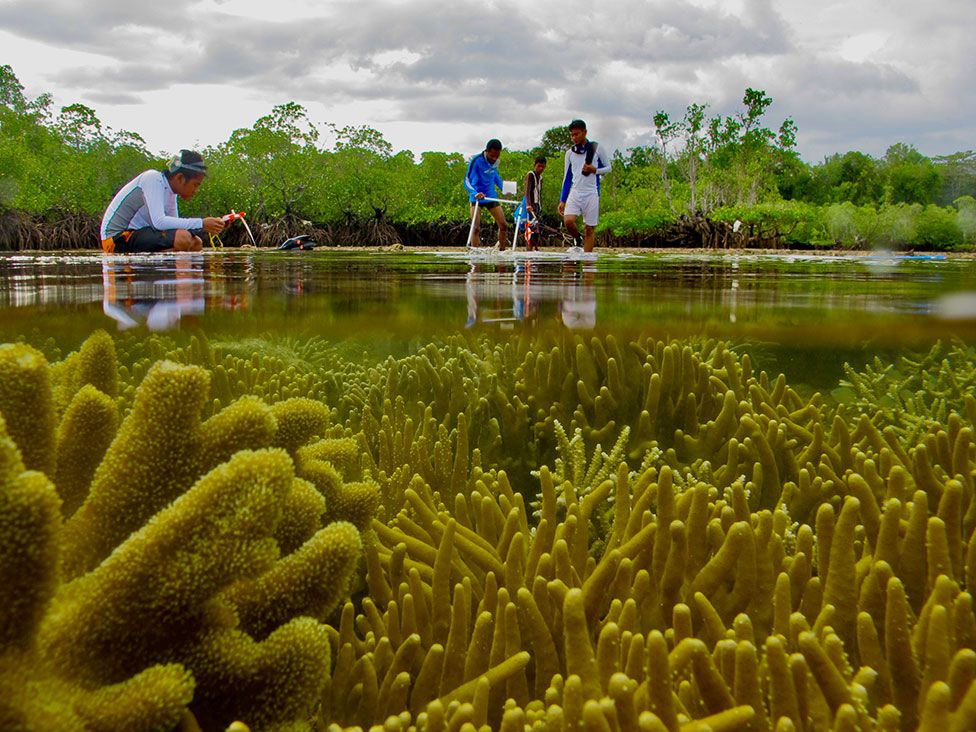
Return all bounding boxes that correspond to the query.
[598,208,677,237]
[954,196,976,247]
[910,204,963,250]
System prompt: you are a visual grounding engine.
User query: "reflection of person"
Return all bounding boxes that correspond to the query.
[465,261,538,327]
[515,156,546,250]
[464,139,509,249]
[101,256,205,331]
[99,149,225,254]
[560,262,597,330]
[557,119,611,253]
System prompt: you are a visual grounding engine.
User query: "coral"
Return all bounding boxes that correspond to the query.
[0,340,371,731]
[224,521,362,639]
[53,384,119,517]
[4,327,976,730]
[61,360,213,577]
[271,398,332,456]
[0,343,56,476]
[0,413,195,732]
[835,340,976,446]
[307,331,976,731]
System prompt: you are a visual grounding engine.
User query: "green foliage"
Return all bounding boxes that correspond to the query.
[909,203,963,250]
[884,143,943,204]
[599,207,677,237]
[955,195,976,245]
[1,62,975,249]
[712,201,828,247]
[0,68,154,215]
[934,150,976,205]
[813,152,885,205]
[536,125,571,158]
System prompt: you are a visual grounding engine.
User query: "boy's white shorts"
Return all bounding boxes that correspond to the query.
[564,191,600,226]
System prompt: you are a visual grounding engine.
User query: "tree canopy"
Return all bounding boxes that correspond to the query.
[1,64,974,250]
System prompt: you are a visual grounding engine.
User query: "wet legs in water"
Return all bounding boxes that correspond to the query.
[563,215,594,252]
[469,203,508,249]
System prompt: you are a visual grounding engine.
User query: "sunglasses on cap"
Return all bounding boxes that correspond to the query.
[167,154,207,175]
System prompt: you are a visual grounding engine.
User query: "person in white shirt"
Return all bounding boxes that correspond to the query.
[99,150,225,253]
[557,119,611,253]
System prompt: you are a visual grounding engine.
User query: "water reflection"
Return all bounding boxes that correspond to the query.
[101,255,207,331]
[559,262,597,330]
[0,251,974,345]
[463,259,598,330]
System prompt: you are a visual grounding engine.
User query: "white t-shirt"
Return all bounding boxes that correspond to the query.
[100,170,203,240]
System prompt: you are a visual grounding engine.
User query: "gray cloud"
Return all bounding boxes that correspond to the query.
[2,0,974,160]
[83,90,143,105]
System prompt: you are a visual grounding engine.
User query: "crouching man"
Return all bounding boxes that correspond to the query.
[99,149,225,253]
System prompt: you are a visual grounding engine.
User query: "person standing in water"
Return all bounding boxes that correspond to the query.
[515,155,547,250]
[99,149,225,253]
[464,139,509,249]
[558,119,611,253]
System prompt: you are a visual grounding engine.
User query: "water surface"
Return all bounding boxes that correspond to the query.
[1,250,974,388]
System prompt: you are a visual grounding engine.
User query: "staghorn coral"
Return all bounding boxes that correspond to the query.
[3,327,976,730]
[0,340,371,731]
[306,330,976,731]
[835,340,976,446]
[0,412,195,732]
[0,343,57,476]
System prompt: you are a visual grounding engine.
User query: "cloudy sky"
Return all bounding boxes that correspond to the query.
[1,0,972,163]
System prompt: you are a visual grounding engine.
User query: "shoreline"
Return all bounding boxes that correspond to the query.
[3,245,974,258]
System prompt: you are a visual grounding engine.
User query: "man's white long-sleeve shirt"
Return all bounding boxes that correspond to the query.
[100,170,203,240]
[560,142,611,201]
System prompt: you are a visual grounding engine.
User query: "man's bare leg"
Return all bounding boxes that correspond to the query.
[584,225,596,253]
[564,214,580,241]
[489,206,508,249]
[173,229,203,252]
[469,204,482,247]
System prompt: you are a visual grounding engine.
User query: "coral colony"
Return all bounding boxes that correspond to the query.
[2,331,976,730]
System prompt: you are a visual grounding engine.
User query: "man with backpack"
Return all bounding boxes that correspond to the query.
[558,119,611,253]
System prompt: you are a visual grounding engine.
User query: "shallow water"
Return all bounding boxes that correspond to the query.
[1,249,974,388]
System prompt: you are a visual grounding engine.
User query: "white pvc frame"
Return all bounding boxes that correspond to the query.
[466,197,522,250]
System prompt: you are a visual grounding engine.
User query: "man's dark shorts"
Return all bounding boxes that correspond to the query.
[474,201,500,210]
[101,227,202,254]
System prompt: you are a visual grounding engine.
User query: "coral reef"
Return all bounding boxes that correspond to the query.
[0,336,370,731]
[2,327,976,731]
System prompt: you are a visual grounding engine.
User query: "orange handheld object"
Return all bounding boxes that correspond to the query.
[221,211,246,224]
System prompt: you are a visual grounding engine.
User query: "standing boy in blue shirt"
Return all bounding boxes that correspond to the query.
[464,139,509,249]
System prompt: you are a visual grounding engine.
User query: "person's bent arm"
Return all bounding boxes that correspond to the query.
[594,145,612,176]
